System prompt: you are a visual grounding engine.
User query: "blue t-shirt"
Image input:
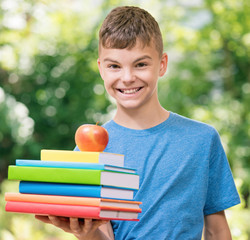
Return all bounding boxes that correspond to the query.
[102,112,240,240]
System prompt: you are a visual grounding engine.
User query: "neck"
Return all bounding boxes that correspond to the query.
[113,100,169,130]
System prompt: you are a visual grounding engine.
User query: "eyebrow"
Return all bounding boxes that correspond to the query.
[103,55,152,64]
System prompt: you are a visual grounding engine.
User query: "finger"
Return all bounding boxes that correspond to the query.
[83,218,93,232]
[35,215,52,224]
[85,219,109,232]
[69,217,82,234]
[48,215,71,232]
[92,219,109,229]
[48,215,61,226]
[58,216,69,222]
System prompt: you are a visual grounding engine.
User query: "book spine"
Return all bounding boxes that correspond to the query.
[16,160,105,170]
[8,166,101,185]
[16,160,135,173]
[5,201,100,219]
[19,182,102,198]
[41,150,100,163]
[5,192,101,206]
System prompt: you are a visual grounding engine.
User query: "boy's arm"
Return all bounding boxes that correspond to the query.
[35,215,114,240]
[204,211,232,240]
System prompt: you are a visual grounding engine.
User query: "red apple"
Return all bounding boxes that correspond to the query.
[75,124,109,152]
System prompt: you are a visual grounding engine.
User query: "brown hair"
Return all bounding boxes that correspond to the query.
[99,6,163,56]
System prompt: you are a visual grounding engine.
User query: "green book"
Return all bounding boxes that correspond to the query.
[8,166,139,190]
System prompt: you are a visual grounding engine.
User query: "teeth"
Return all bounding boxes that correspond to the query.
[120,88,141,94]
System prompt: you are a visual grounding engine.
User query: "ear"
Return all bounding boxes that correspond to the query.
[159,53,168,77]
[97,58,104,80]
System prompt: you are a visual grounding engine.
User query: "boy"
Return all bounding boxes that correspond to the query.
[36,6,240,240]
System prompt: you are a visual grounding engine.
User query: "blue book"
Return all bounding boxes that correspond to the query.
[19,181,135,200]
[16,160,136,174]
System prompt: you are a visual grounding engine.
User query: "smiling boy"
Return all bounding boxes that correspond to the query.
[98,39,168,128]
[36,6,240,240]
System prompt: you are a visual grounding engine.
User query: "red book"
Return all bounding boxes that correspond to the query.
[5,201,140,221]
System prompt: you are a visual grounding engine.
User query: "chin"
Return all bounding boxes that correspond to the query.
[117,101,145,110]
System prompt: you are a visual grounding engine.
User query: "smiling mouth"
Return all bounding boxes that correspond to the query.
[117,87,143,94]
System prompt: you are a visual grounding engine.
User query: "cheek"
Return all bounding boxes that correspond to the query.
[103,71,119,87]
[103,80,110,91]
[103,79,115,96]
[138,70,158,84]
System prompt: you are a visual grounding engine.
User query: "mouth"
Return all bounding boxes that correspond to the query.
[117,87,143,94]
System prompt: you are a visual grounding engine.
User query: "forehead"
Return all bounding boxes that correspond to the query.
[99,40,159,59]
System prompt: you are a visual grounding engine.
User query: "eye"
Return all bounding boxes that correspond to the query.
[108,64,120,69]
[136,62,147,68]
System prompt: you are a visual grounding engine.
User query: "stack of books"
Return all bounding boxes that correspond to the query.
[5,149,141,221]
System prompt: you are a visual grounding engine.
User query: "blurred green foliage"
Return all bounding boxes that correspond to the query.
[0,180,76,240]
[0,0,249,239]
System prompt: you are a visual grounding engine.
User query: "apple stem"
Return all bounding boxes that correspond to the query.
[96,121,100,126]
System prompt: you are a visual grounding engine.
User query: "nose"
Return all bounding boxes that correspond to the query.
[121,68,135,83]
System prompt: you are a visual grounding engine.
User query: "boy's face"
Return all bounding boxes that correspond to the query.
[97,41,167,111]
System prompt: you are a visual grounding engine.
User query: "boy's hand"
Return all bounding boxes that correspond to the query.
[35,215,112,240]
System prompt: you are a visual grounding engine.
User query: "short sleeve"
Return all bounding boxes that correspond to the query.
[203,129,240,215]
